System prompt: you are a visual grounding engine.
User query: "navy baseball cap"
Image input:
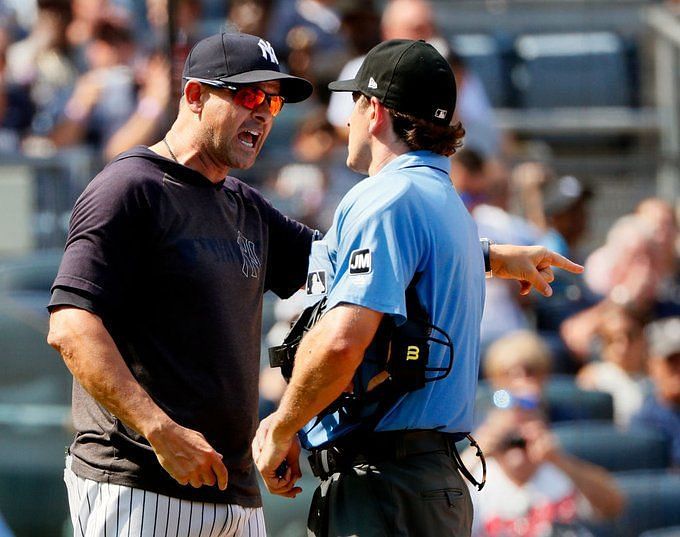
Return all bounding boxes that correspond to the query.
[182,32,313,103]
[328,39,457,125]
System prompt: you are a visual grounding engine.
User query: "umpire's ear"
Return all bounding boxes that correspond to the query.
[183,79,205,113]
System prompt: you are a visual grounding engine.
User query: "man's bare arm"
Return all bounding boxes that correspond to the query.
[273,304,382,438]
[47,306,228,490]
[254,304,382,493]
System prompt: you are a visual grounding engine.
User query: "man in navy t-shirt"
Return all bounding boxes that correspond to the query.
[47,32,315,536]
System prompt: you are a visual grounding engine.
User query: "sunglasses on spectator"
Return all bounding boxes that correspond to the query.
[189,78,285,116]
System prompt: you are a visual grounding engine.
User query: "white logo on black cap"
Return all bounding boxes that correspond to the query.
[368,77,378,90]
[434,109,448,119]
[257,39,279,65]
[349,248,372,274]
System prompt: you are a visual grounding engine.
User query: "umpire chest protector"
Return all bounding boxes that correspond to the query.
[268,273,454,449]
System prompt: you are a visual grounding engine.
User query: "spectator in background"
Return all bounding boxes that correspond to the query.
[577,304,650,426]
[5,0,76,137]
[584,214,658,307]
[267,0,346,75]
[49,16,136,156]
[448,50,500,157]
[451,149,540,350]
[380,0,444,49]
[0,24,28,152]
[510,164,592,259]
[562,215,659,362]
[631,317,680,467]
[325,0,380,132]
[266,110,335,229]
[146,0,203,93]
[636,198,680,318]
[335,0,380,59]
[266,108,359,231]
[523,172,598,362]
[66,0,127,60]
[480,330,580,424]
[466,408,624,537]
[228,0,273,38]
[451,147,490,211]
[540,175,592,259]
[102,52,171,160]
[310,0,381,105]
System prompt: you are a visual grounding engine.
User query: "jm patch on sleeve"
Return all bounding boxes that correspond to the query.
[349,248,372,275]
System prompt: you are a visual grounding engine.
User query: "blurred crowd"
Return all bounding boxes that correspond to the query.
[0,0,679,535]
[0,0,500,186]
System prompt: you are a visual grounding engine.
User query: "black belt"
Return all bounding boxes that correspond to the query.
[308,430,486,490]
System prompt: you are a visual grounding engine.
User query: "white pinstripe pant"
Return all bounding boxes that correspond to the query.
[64,465,267,537]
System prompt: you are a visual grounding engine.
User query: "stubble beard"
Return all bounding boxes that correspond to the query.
[207,124,259,171]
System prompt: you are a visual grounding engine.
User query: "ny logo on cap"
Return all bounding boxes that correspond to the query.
[434,109,448,119]
[257,39,279,65]
[368,77,378,89]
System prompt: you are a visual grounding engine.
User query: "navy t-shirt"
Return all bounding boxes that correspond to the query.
[49,146,314,505]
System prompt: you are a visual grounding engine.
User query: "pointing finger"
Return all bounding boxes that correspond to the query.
[544,251,584,274]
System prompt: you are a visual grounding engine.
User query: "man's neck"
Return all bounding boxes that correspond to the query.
[367,138,410,177]
[150,128,229,184]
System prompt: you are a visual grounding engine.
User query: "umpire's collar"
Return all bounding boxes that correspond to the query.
[376,150,451,179]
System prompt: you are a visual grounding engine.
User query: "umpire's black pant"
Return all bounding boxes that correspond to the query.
[306,431,473,537]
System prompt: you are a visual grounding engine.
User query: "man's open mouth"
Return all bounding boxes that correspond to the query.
[238,129,261,149]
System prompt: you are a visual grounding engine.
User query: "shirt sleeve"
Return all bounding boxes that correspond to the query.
[50,170,155,316]
[326,191,426,321]
[264,204,317,299]
[48,286,99,314]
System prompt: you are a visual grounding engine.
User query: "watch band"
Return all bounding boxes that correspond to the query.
[480,238,495,275]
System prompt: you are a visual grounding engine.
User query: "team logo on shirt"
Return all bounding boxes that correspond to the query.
[306,270,327,295]
[349,248,372,275]
[237,230,261,278]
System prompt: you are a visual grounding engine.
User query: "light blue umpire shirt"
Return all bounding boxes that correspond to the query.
[299,150,486,450]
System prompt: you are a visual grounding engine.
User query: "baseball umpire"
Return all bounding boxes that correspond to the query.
[253,39,582,537]
[49,30,580,537]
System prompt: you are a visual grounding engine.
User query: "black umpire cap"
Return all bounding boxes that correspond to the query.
[328,39,457,125]
[182,32,314,103]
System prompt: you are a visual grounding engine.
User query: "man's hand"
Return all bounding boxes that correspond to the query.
[146,419,228,490]
[490,244,584,297]
[253,414,302,498]
[520,419,561,465]
[472,408,522,457]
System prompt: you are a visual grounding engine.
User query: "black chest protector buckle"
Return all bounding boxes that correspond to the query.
[269,297,327,381]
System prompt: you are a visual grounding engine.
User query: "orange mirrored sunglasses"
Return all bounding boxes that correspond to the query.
[225,85,285,117]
